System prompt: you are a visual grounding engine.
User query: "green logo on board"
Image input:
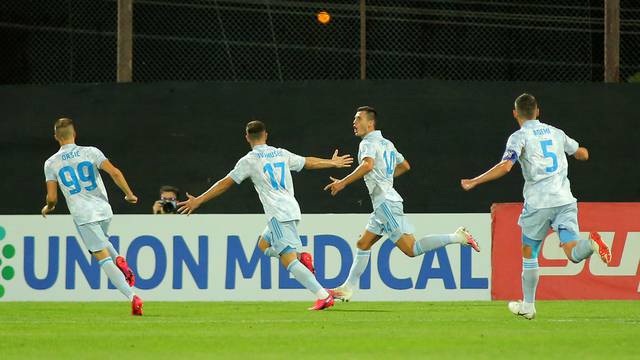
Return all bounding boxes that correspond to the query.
[0,225,16,298]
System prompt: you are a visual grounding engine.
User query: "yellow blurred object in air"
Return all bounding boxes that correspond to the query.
[317,11,331,25]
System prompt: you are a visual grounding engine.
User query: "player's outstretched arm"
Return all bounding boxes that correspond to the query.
[324,157,374,196]
[177,176,235,215]
[100,160,138,204]
[394,160,411,178]
[573,147,589,161]
[304,149,353,170]
[41,181,58,217]
[460,159,514,191]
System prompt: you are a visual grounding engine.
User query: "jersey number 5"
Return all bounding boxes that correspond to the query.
[58,161,98,195]
[263,162,286,190]
[539,140,558,173]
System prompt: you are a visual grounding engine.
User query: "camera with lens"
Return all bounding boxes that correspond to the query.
[159,199,178,214]
[154,185,180,215]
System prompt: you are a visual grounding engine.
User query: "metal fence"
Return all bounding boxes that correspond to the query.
[368,0,596,81]
[132,0,361,81]
[1,0,638,84]
[0,0,117,84]
[620,1,640,82]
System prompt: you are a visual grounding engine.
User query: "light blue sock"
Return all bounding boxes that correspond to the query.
[345,249,371,288]
[522,258,539,304]
[570,239,594,263]
[287,260,328,299]
[263,247,279,258]
[99,257,134,301]
[413,234,455,256]
[105,242,119,259]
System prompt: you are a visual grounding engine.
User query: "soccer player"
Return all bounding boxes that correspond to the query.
[460,93,611,319]
[41,118,143,316]
[324,106,480,302]
[177,120,353,310]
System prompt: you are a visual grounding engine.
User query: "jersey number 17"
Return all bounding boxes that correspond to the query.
[263,162,286,190]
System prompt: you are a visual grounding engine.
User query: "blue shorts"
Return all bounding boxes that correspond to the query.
[518,202,579,241]
[75,218,111,252]
[261,218,301,255]
[366,201,415,243]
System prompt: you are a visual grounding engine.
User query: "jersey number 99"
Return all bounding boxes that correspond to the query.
[58,161,98,195]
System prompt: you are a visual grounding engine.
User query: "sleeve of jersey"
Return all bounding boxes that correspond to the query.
[395,150,405,164]
[563,131,579,155]
[287,151,306,172]
[502,132,524,163]
[92,147,109,168]
[228,157,250,184]
[44,162,57,181]
[358,142,376,162]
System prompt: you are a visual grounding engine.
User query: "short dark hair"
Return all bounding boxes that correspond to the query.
[357,106,377,127]
[159,185,179,198]
[246,120,266,140]
[514,93,538,119]
[54,117,75,140]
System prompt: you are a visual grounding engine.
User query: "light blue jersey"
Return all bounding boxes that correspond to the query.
[44,144,113,225]
[502,119,579,209]
[228,144,305,222]
[358,130,405,210]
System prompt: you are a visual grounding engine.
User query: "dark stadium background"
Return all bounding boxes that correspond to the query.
[1,0,638,215]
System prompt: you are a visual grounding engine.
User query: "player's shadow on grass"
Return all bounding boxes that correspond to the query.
[330,309,392,313]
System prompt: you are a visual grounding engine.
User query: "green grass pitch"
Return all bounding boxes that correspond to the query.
[0,301,638,359]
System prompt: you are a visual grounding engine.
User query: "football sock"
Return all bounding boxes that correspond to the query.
[522,258,539,304]
[571,239,595,263]
[99,257,135,301]
[106,242,120,260]
[263,247,279,258]
[345,249,371,289]
[413,234,456,256]
[287,260,328,299]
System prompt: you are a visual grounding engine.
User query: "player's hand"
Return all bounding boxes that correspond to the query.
[331,149,353,168]
[125,194,138,204]
[41,204,55,218]
[460,179,477,191]
[177,192,200,215]
[323,176,346,196]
